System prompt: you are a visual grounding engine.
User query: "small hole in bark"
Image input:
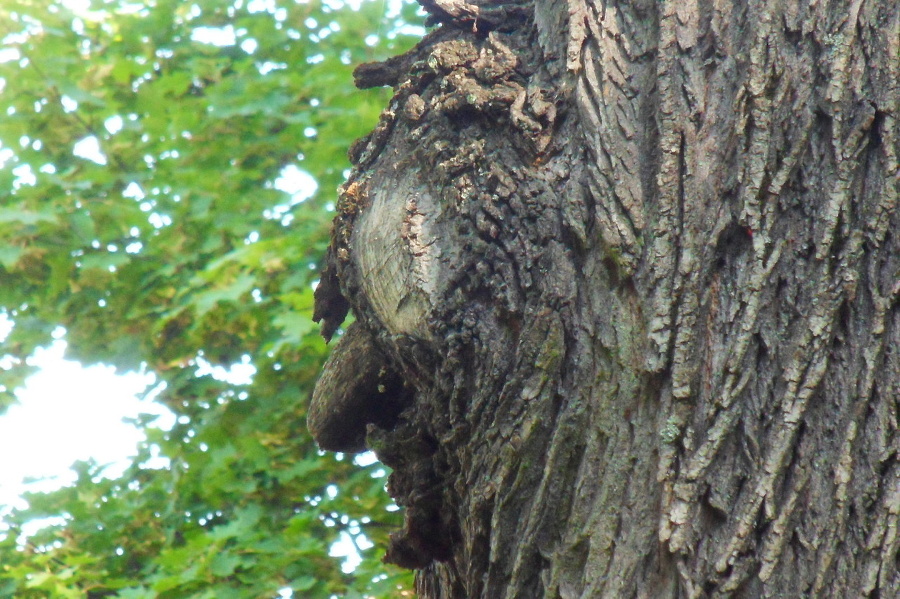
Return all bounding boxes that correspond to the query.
[601,255,622,286]
[877,449,895,480]
[367,372,414,432]
[868,109,884,148]
[447,105,482,130]
[783,24,802,46]
[832,300,851,348]
[714,221,752,270]
[754,333,769,372]
[826,212,848,261]
[700,487,729,529]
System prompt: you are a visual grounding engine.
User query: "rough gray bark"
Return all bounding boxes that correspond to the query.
[310,0,899,597]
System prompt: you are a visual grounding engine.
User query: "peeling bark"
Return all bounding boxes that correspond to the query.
[309,0,900,596]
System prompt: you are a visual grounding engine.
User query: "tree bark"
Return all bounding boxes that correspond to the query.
[310,0,899,596]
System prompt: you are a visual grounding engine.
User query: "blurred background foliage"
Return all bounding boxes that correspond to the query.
[0,0,424,596]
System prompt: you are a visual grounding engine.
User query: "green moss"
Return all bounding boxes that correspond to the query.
[660,416,681,444]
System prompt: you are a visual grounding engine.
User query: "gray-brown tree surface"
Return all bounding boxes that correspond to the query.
[308,0,899,596]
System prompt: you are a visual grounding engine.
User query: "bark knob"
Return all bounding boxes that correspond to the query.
[308,322,409,453]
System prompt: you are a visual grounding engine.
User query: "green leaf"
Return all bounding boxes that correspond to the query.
[292,575,318,591]
[273,311,315,341]
[210,551,242,577]
[191,272,257,316]
[68,211,96,244]
[208,505,263,542]
[115,587,157,599]
[25,572,51,588]
[80,250,129,269]
[0,205,56,225]
[0,247,24,268]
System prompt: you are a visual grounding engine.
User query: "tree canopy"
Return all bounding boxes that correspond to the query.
[0,0,423,596]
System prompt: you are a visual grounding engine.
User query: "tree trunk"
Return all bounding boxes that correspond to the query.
[310,0,900,596]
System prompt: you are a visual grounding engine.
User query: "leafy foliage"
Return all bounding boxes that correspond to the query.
[0,0,422,596]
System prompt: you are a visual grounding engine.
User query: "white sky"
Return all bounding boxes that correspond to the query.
[0,339,369,575]
[0,340,171,513]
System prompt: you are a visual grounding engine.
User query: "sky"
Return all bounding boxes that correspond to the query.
[0,336,368,574]
[0,336,172,514]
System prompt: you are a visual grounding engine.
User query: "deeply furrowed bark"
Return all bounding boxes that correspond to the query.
[310,0,900,597]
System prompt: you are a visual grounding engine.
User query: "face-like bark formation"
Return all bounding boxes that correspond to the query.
[310,0,899,596]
